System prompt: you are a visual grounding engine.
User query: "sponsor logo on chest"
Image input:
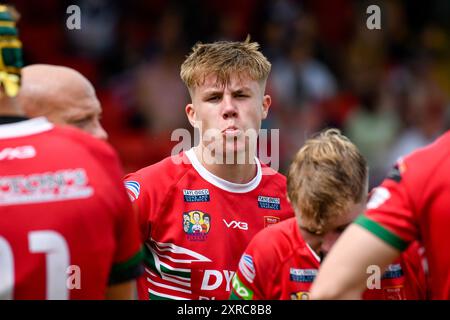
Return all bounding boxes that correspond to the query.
[289,268,317,283]
[382,264,404,279]
[183,189,210,202]
[223,219,248,230]
[257,195,281,210]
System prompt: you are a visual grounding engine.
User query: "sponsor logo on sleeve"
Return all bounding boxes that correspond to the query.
[231,274,254,300]
[238,254,256,283]
[124,180,140,202]
[257,196,281,210]
[289,268,317,283]
[183,189,210,202]
[183,210,211,241]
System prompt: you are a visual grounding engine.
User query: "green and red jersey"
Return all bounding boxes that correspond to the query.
[355,130,450,299]
[230,217,427,300]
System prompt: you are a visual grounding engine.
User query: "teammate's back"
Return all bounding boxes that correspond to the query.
[0,118,143,299]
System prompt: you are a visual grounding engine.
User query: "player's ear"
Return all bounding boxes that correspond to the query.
[261,95,271,120]
[185,103,197,127]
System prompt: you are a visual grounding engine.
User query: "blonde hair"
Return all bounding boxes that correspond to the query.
[180,37,271,91]
[287,129,368,230]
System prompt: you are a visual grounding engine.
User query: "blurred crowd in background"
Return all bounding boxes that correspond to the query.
[10,0,450,187]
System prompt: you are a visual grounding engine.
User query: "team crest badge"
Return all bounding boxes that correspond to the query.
[264,216,280,228]
[183,210,211,241]
[290,292,310,300]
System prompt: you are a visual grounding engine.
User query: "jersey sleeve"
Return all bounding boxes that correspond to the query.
[354,161,419,251]
[399,242,429,300]
[106,156,144,285]
[124,172,151,243]
[230,230,279,300]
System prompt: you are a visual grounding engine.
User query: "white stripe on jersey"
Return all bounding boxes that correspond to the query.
[147,277,192,294]
[148,289,189,300]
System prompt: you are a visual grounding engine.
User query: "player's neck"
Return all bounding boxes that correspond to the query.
[193,146,257,184]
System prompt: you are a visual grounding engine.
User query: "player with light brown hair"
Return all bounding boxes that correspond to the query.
[230,129,426,300]
[287,128,367,253]
[124,38,294,300]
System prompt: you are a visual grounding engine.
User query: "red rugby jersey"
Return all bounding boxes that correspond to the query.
[230,217,426,300]
[355,130,450,299]
[124,148,294,300]
[0,117,143,299]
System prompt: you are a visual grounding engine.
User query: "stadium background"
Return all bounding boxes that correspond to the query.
[9,0,450,188]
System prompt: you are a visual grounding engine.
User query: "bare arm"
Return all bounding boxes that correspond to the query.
[106,280,135,300]
[310,224,401,299]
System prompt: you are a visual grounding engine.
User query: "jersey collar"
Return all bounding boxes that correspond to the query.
[185,148,262,194]
[306,243,321,263]
[0,116,54,139]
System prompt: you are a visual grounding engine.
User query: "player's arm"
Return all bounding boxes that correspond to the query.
[310,223,400,299]
[106,280,135,300]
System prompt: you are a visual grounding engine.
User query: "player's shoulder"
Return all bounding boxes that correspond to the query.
[124,152,191,193]
[403,130,450,171]
[386,131,450,189]
[126,152,189,178]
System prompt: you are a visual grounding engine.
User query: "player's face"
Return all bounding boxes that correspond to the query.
[298,200,366,260]
[186,73,270,159]
[49,84,108,140]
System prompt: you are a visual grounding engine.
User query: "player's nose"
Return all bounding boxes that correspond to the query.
[221,95,238,120]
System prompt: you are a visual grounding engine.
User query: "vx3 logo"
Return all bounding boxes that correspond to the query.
[223,219,248,230]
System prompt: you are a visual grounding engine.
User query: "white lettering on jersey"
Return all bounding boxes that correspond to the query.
[0,146,36,161]
[0,169,93,206]
[201,270,235,291]
[223,219,248,230]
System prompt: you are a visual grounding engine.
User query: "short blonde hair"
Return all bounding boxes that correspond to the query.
[287,129,368,230]
[180,37,271,91]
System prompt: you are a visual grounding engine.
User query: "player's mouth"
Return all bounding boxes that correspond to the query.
[222,126,241,137]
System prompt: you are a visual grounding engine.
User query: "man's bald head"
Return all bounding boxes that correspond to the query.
[18,64,108,140]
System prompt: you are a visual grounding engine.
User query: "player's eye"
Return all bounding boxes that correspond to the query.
[206,95,220,102]
[71,117,92,129]
[301,226,322,236]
